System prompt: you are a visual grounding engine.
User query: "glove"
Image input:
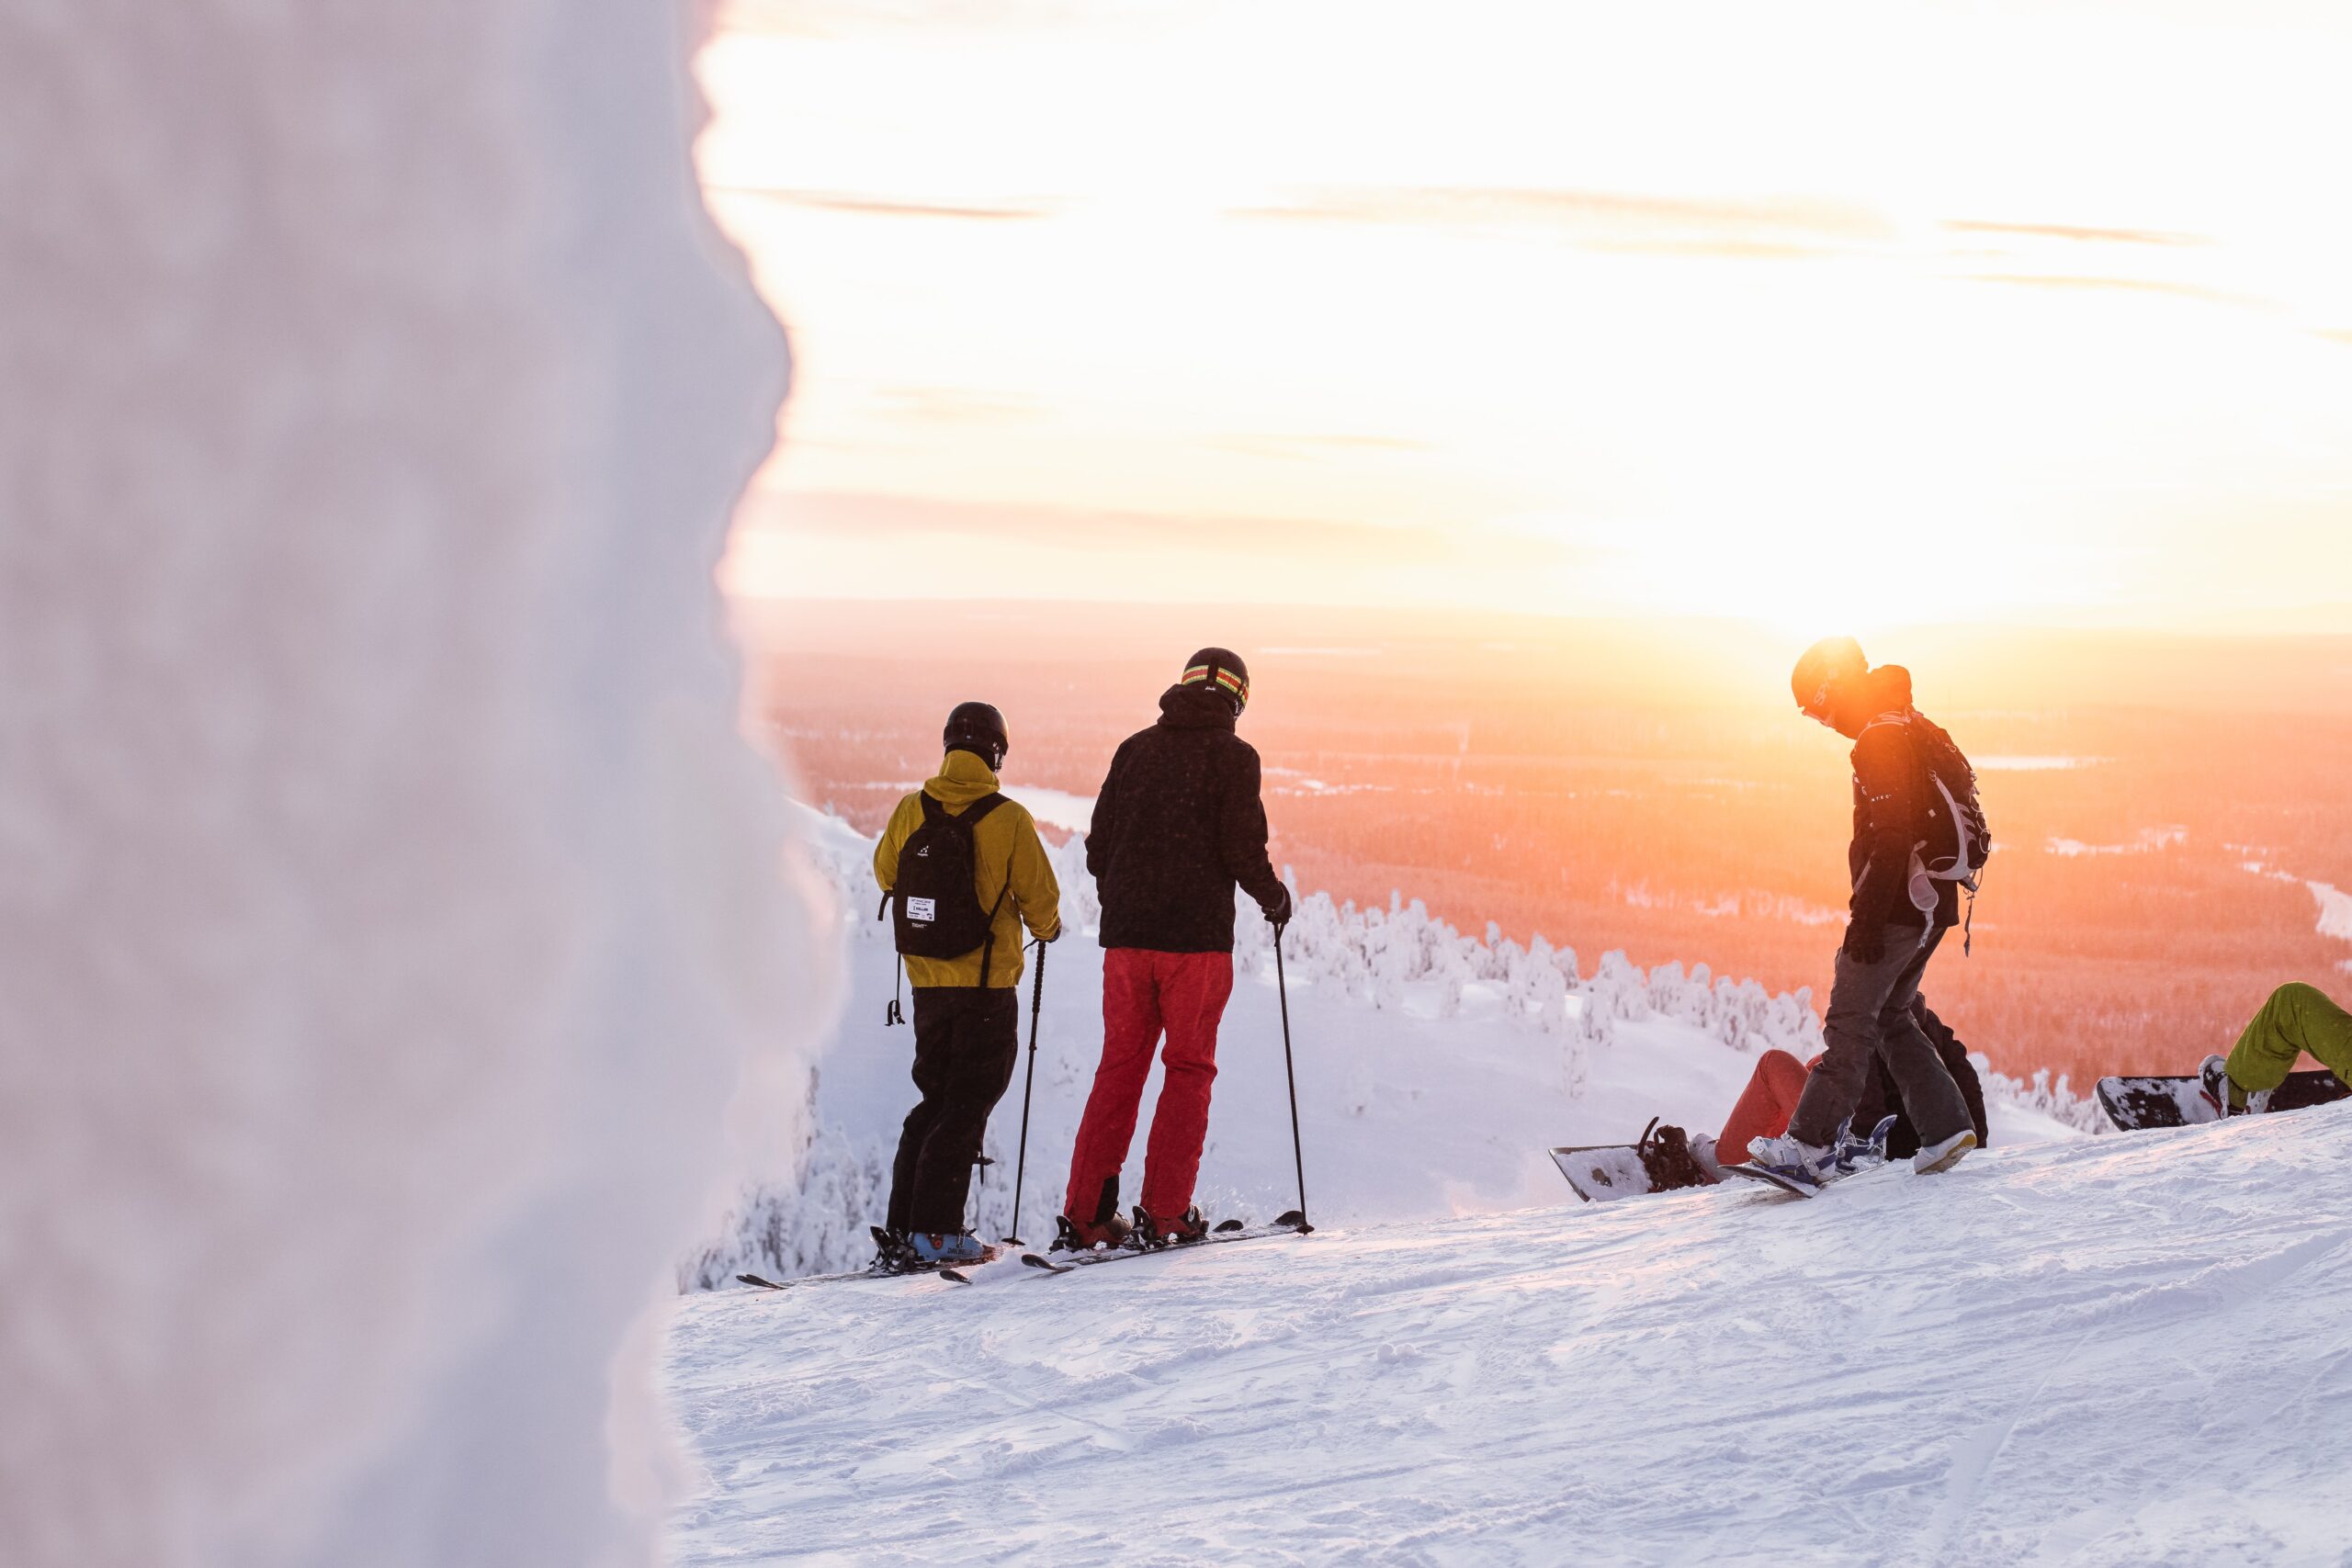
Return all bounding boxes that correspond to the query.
[1043,924,1062,943]
[1262,886,1294,930]
[1841,921,1885,965]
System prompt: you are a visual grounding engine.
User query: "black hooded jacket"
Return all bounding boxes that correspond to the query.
[1087,684,1287,953]
[1846,665,1962,934]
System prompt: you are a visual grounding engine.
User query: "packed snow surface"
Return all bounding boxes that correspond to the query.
[665,1104,2352,1565]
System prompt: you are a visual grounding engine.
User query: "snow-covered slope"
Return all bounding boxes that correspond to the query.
[689,802,2086,1285]
[665,1103,2352,1565]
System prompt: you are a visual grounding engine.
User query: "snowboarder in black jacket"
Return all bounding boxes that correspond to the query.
[1747,637,1979,1190]
[1058,648,1292,1248]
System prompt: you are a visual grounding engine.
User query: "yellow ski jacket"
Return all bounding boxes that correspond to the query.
[874,750,1062,988]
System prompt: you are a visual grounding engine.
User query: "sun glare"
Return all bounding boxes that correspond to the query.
[695,2,2352,626]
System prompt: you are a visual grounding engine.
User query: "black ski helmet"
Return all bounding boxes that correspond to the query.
[1180,647,1250,716]
[1791,637,1867,722]
[942,701,1009,769]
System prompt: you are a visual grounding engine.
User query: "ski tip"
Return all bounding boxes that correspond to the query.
[735,1273,784,1291]
[937,1269,972,1284]
[1213,1218,1245,1233]
[1021,1253,1057,1269]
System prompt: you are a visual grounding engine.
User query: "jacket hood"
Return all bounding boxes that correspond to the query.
[924,747,1002,807]
[1838,663,1917,740]
[1158,682,1238,731]
[1866,663,1914,712]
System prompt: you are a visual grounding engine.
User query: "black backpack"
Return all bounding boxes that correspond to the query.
[1863,709,1993,953]
[877,792,1011,979]
[1907,715,1992,887]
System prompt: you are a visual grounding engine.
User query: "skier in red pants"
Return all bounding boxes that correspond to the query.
[1059,648,1291,1250]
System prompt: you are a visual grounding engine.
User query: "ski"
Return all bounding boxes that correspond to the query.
[1021,1212,1307,1275]
[735,1228,1002,1292]
[734,1252,999,1292]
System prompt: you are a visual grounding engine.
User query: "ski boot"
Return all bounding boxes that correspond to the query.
[1053,1210,1135,1252]
[906,1230,990,1266]
[2199,1054,2271,1118]
[867,1225,920,1275]
[1056,1177,1136,1252]
[1132,1203,1209,1246]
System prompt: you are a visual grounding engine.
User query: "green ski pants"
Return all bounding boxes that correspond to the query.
[2224,983,2352,1093]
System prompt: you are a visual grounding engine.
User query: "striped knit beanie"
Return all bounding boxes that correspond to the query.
[1181,647,1250,714]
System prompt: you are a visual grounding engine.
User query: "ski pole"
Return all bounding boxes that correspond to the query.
[1273,926,1314,1234]
[1005,937,1045,1246]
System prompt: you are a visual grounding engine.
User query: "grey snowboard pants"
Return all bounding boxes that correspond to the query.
[1787,922,1973,1150]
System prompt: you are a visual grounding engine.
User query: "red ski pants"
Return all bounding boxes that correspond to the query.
[1717,1049,1816,1165]
[1063,948,1235,1223]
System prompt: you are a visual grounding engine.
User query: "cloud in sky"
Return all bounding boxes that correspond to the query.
[1207,433,1433,462]
[1964,273,2260,308]
[1233,186,1894,261]
[1944,219,2210,248]
[741,488,1458,562]
[705,186,1063,220]
[722,488,1614,608]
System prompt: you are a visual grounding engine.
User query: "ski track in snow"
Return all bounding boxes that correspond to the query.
[663,1107,2352,1566]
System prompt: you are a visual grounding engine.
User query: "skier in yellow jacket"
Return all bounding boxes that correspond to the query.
[872,702,1061,1266]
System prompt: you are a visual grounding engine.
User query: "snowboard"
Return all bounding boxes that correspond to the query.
[1719,1162,1817,1199]
[1552,1145,1667,1203]
[2095,1067,2350,1131]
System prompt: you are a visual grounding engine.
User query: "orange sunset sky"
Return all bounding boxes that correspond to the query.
[696,0,2352,635]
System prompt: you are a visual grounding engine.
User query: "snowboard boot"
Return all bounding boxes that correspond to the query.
[1133,1204,1209,1246]
[1744,1132,1843,1191]
[906,1230,989,1266]
[2199,1054,2272,1117]
[1833,1114,1899,1177]
[1689,1132,1726,1184]
[1912,1128,1977,1175]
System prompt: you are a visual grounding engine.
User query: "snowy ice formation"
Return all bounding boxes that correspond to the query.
[0,6,820,1567]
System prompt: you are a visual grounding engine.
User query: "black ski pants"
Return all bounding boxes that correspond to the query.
[888,985,1019,1236]
[1788,923,1972,1150]
[1851,998,1991,1159]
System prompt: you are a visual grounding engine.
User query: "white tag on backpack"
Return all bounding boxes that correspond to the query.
[907,897,936,924]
